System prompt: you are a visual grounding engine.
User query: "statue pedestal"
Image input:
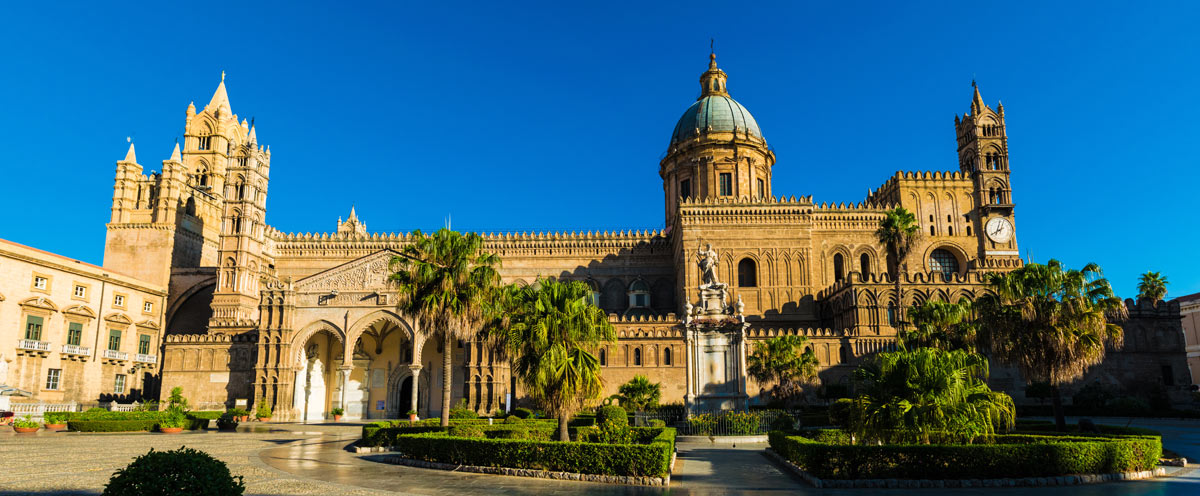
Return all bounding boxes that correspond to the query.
[685,316,748,413]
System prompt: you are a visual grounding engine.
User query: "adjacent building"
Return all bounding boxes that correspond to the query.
[1176,292,1200,385]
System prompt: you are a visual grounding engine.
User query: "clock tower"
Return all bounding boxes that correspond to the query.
[955,82,1020,268]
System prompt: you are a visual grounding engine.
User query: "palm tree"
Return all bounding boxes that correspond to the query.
[389,228,501,427]
[850,347,1015,444]
[975,260,1127,431]
[747,335,820,406]
[611,375,662,412]
[875,207,921,328]
[900,300,976,351]
[1137,271,1169,302]
[502,278,616,441]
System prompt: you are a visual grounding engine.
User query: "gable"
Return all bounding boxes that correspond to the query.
[294,250,400,292]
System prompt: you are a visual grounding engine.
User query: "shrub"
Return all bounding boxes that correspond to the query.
[648,419,666,428]
[449,399,478,420]
[504,415,522,424]
[216,413,239,430]
[1107,396,1152,416]
[393,427,676,477]
[493,427,530,439]
[596,405,628,428]
[43,412,70,424]
[769,429,1161,480]
[492,409,505,418]
[1072,382,1114,410]
[448,424,485,438]
[186,411,223,420]
[512,407,534,419]
[683,411,762,435]
[770,414,796,433]
[331,407,344,416]
[14,415,39,429]
[103,447,245,496]
[828,398,854,428]
[591,417,634,444]
[70,420,160,432]
[158,413,188,429]
[255,400,272,419]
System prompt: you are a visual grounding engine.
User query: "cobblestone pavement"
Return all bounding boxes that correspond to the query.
[2,419,1199,495]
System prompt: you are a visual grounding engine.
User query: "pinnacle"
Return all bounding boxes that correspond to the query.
[123,142,137,163]
[208,73,232,113]
[169,142,181,162]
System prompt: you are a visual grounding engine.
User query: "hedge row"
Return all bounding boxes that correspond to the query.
[392,427,675,477]
[768,430,1161,480]
[46,410,223,423]
[362,418,561,446]
[67,418,209,432]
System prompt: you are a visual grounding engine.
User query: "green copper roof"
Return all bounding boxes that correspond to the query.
[670,94,762,144]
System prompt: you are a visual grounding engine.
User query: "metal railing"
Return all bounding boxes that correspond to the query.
[102,349,128,360]
[670,409,804,436]
[62,344,92,356]
[135,353,157,364]
[17,339,50,352]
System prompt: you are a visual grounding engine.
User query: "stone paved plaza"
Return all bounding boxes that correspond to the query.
[1,419,1199,495]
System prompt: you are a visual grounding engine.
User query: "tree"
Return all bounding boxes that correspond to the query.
[850,347,1015,444]
[900,300,976,351]
[975,260,1127,431]
[501,279,616,441]
[875,207,921,327]
[747,335,820,406]
[1137,271,1169,302]
[389,228,501,427]
[611,375,662,412]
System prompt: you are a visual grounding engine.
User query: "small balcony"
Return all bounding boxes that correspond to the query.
[61,344,92,357]
[102,349,128,361]
[134,353,157,364]
[17,339,51,352]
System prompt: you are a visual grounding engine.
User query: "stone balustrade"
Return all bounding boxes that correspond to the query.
[134,353,157,364]
[61,344,92,357]
[102,349,128,361]
[17,339,50,352]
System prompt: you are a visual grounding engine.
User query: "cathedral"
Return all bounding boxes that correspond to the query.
[83,54,1189,420]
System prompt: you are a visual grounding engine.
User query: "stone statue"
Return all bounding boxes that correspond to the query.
[697,243,725,291]
[736,294,745,315]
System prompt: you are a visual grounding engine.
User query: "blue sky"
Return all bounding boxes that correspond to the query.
[1,1,1196,299]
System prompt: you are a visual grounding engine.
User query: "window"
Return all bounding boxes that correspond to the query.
[929,225,936,235]
[633,348,642,366]
[74,285,87,299]
[757,178,765,198]
[663,347,672,366]
[859,253,870,277]
[113,294,125,307]
[138,334,152,355]
[143,301,153,313]
[929,249,959,277]
[599,348,607,366]
[628,280,650,308]
[737,258,757,287]
[680,179,691,200]
[25,316,43,341]
[67,322,83,346]
[46,369,61,390]
[833,253,845,282]
[33,276,47,290]
[719,173,732,196]
[887,305,898,327]
[108,329,122,351]
[198,135,211,151]
[114,374,126,394]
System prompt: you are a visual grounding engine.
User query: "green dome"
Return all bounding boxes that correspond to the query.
[670,94,762,144]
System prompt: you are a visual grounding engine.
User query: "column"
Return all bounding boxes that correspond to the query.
[337,366,351,417]
[408,364,422,416]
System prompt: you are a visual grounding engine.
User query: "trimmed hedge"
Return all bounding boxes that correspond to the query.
[393,427,675,477]
[361,418,561,447]
[769,429,1161,480]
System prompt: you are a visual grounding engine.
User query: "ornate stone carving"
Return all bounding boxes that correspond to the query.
[294,250,399,292]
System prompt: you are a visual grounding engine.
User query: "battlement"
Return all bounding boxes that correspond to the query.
[746,327,847,338]
[164,332,256,344]
[1124,298,1182,318]
[816,270,992,299]
[269,227,667,243]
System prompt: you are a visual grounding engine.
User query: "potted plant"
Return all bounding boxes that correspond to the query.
[407,409,419,422]
[255,400,272,422]
[158,413,186,434]
[228,407,250,422]
[13,415,39,433]
[43,412,68,430]
[216,412,239,432]
[331,407,344,421]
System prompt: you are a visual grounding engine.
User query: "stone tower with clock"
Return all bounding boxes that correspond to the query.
[956,83,1020,266]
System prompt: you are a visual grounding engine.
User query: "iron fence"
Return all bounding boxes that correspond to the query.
[629,408,809,436]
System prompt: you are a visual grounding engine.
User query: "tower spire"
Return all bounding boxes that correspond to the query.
[971,80,985,115]
[123,140,137,163]
[699,50,728,99]
[169,141,181,162]
[208,72,232,113]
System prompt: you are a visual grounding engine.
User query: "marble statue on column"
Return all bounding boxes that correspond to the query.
[697,243,729,315]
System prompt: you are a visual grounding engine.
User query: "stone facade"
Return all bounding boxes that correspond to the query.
[0,239,166,407]
[1174,292,1200,385]
[66,54,1192,419]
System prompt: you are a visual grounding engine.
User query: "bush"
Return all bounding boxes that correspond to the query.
[448,424,485,438]
[493,427,530,439]
[492,409,505,418]
[683,411,762,435]
[1107,396,1152,416]
[43,412,70,424]
[512,407,534,419]
[504,415,522,424]
[14,415,39,429]
[1072,382,1114,410]
[770,414,796,433]
[186,411,223,420]
[216,413,239,430]
[166,387,190,412]
[648,419,666,428]
[768,429,1161,480]
[449,399,478,420]
[596,405,628,428]
[158,414,188,429]
[393,427,675,477]
[828,398,854,428]
[255,400,272,419]
[103,447,245,496]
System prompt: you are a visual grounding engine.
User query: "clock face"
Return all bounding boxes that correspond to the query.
[985,217,1014,243]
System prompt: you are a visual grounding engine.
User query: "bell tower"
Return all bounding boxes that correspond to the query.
[955,82,1020,266]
